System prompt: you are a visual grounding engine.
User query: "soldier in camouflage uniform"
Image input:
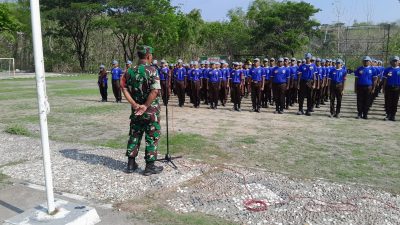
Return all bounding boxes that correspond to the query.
[120,45,163,176]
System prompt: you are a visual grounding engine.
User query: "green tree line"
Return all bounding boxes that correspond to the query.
[0,0,398,72]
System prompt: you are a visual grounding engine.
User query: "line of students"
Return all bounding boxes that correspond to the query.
[98,54,400,121]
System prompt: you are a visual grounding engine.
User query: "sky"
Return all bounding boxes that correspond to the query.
[171,0,400,25]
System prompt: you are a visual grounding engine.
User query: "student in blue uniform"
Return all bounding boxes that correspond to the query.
[111,60,123,102]
[382,56,400,121]
[173,59,187,107]
[190,61,203,108]
[98,64,108,102]
[328,59,347,118]
[315,58,325,108]
[354,56,378,119]
[207,62,222,109]
[283,57,292,109]
[289,58,299,106]
[250,58,266,112]
[230,62,244,111]
[201,61,211,105]
[297,53,317,116]
[220,61,230,106]
[271,58,291,114]
[261,58,271,108]
[159,60,170,105]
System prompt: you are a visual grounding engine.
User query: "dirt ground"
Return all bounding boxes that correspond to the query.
[0,74,399,224]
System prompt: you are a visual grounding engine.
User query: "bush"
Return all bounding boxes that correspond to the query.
[5,124,31,136]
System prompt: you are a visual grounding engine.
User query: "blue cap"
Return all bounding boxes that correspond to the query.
[220,60,227,64]
[283,57,289,61]
[112,60,118,65]
[321,59,326,63]
[160,59,167,64]
[253,58,260,62]
[177,59,183,63]
[311,56,316,61]
[205,61,210,65]
[215,62,221,65]
[263,58,269,62]
[304,53,312,59]
[336,59,343,64]
[152,60,158,64]
[316,58,321,62]
[126,60,132,65]
[100,64,105,69]
[233,62,239,66]
[302,59,306,63]
[363,56,372,61]
[169,63,174,67]
[291,58,296,61]
[278,58,284,62]
[270,58,275,61]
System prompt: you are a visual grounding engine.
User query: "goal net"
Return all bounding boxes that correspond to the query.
[0,58,15,78]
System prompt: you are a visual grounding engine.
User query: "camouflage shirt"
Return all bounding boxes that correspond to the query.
[121,60,161,118]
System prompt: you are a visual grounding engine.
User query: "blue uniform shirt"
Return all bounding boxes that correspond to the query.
[243,69,251,78]
[159,67,169,81]
[316,66,324,80]
[202,68,210,79]
[173,67,186,81]
[111,67,123,80]
[290,66,298,80]
[208,69,222,83]
[263,67,271,80]
[329,68,347,84]
[230,69,243,84]
[271,66,290,84]
[187,69,193,81]
[383,67,400,86]
[355,66,377,86]
[250,66,265,82]
[221,68,230,81]
[191,69,202,82]
[299,63,317,81]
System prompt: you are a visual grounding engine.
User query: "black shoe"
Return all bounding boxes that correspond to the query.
[389,116,396,121]
[278,111,283,114]
[143,162,163,176]
[334,114,340,119]
[126,158,138,173]
[316,105,320,108]
[297,110,304,115]
[363,115,368,120]
[321,102,325,105]
[305,111,311,116]
[310,109,314,112]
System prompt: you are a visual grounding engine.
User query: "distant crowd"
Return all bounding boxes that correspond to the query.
[97,53,400,121]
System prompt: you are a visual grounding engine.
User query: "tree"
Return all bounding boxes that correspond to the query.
[0,3,22,33]
[247,0,320,56]
[41,0,104,71]
[104,0,178,62]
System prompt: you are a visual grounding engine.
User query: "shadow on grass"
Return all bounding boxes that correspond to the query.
[59,149,129,173]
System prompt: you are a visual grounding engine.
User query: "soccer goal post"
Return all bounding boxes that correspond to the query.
[0,58,16,78]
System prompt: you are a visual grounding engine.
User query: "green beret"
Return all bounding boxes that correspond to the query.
[137,45,154,54]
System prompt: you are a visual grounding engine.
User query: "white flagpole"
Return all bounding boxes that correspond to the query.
[30,0,55,214]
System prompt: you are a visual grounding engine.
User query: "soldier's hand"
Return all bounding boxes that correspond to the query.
[135,105,148,116]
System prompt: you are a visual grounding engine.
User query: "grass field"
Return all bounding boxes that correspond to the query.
[0,74,399,196]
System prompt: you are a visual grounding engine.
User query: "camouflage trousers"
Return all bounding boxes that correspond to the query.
[126,111,161,163]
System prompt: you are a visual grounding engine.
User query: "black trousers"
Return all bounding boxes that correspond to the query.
[175,80,186,106]
[209,82,220,107]
[99,83,107,101]
[385,86,400,118]
[219,80,228,105]
[161,80,169,105]
[112,79,122,101]
[273,83,287,112]
[290,80,298,105]
[200,78,208,103]
[299,80,313,112]
[330,83,344,115]
[356,86,372,116]
[251,82,262,110]
[231,83,242,107]
[261,80,272,106]
[191,81,201,107]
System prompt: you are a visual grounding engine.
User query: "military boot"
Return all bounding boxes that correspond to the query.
[126,157,138,173]
[143,162,163,176]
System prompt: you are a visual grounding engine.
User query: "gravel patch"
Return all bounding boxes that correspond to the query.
[1,132,399,224]
[0,132,209,203]
[163,166,400,225]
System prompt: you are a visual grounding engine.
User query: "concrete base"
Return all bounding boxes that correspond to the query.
[3,199,100,225]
